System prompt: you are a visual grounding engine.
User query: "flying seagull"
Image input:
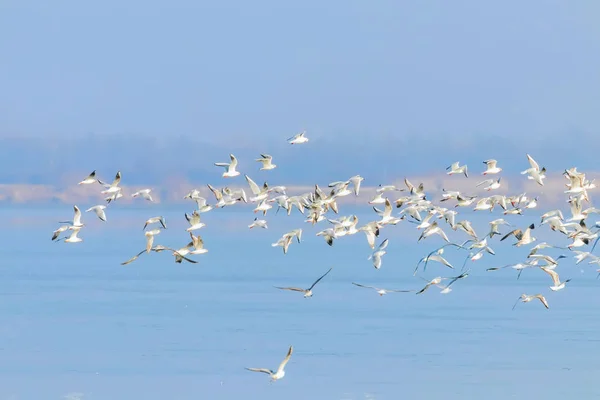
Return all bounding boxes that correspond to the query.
[287,131,309,144]
[246,345,293,382]
[274,267,333,298]
[351,282,413,296]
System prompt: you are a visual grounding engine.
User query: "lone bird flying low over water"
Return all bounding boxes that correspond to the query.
[246,345,293,382]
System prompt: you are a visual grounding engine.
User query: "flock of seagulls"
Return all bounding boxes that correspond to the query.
[49,130,600,382]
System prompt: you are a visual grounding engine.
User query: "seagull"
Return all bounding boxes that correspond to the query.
[58,206,84,228]
[188,232,208,255]
[272,235,293,254]
[488,218,511,238]
[99,171,122,195]
[288,131,309,144]
[446,162,468,178]
[121,245,198,265]
[132,189,154,202]
[78,170,98,185]
[193,196,214,213]
[249,218,268,229]
[55,226,83,243]
[418,221,450,243]
[540,267,571,291]
[512,294,549,310]
[246,345,293,382]
[349,175,364,196]
[521,154,546,186]
[274,267,333,298]
[256,154,277,170]
[215,154,241,178]
[351,282,413,296]
[501,224,536,246]
[482,159,502,175]
[143,216,167,230]
[436,271,469,294]
[476,177,501,191]
[185,211,206,231]
[368,238,389,269]
[51,225,70,241]
[144,229,161,253]
[85,205,107,222]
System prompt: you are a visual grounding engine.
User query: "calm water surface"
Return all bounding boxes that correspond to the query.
[1,205,599,399]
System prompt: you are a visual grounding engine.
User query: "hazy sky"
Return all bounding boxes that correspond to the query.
[2,1,600,146]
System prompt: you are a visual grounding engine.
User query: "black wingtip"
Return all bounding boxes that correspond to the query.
[529,223,535,229]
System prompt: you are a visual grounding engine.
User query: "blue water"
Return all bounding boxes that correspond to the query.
[1,204,599,399]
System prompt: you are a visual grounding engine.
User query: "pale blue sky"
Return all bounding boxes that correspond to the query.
[2,1,600,181]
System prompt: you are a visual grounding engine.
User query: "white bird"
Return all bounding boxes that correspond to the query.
[540,267,571,291]
[99,171,122,195]
[132,188,154,202]
[51,225,70,241]
[488,218,511,238]
[144,229,161,253]
[476,177,501,191]
[256,154,277,170]
[482,159,502,175]
[349,175,364,196]
[85,205,107,222]
[512,294,549,310]
[254,199,273,215]
[193,196,213,213]
[78,170,98,185]
[246,345,293,382]
[121,244,198,265]
[352,282,413,296]
[501,224,536,246]
[287,131,309,144]
[272,235,293,254]
[214,154,241,178]
[58,227,83,243]
[520,154,546,186]
[185,211,206,232]
[446,162,468,178]
[274,267,333,298]
[59,205,84,228]
[368,238,389,269]
[418,221,450,243]
[249,218,268,229]
[188,232,208,255]
[143,216,167,230]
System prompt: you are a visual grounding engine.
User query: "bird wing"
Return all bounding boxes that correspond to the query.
[541,267,560,286]
[121,249,147,265]
[501,229,522,242]
[245,368,273,375]
[535,294,549,309]
[276,346,293,374]
[96,207,107,221]
[229,154,238,168]
[73,206,82,226]
[378,238,389,251]
[308,267,333,290]
[245,175,261,195]
[526,154,540,171]
[352,282,380,291]
[274,287,305,292]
